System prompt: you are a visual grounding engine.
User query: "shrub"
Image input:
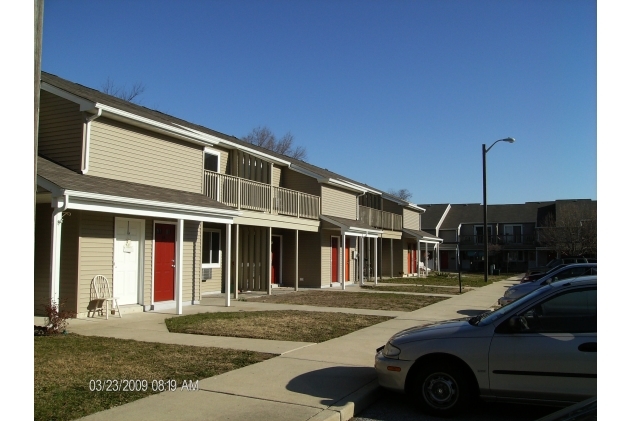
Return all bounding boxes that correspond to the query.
[38,299,76,335]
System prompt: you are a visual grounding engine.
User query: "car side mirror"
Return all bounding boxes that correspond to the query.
[508,316,528,332]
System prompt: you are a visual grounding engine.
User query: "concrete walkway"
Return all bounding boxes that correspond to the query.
[66,276,521,421]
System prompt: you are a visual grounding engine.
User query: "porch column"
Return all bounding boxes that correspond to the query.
[425,242,429,273]
[374,236,378,284]
[360,236,364,286]
[49,206,64,304]
[367,237,371,282]
[437,243,441,273]
[341,233,346,290]
[234,224,239,300]
[295,229,299,291]
[225,222,232,307]
[175,219,184,314]
[268,227,272,295]
[417,240,421,278]
[390,238,393,278]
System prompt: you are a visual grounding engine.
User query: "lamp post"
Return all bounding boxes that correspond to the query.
[483,137,515,282]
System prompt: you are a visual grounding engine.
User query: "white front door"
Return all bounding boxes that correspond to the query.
[114,218,143,305]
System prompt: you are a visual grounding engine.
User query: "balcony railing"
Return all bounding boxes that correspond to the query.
[458,234,536,245]
[358,205,403,231]
[203,171,320,220]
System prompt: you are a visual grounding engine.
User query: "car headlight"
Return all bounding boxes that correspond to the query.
[382,341,401,359]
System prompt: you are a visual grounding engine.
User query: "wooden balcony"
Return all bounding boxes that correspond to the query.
[203,171,320,220]
[358,205,403,231]
[458,234,536,245]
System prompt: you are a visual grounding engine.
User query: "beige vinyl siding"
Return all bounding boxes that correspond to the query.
[403,208,420,230]
[272,166,281,187]
[321,231,332,286]
[38,90,84,172]
[297,231,321,288]
[200,223,224,295]
[77,212,114,315]
[281,169,321,196]
[321,185,356,219]
[34,204,53,315]
[183,221,201,303]
[89,117,203,193]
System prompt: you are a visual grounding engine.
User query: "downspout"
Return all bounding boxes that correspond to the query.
[356,191,366,220]
[81,108,102,174]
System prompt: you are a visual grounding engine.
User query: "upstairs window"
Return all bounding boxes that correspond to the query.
[204,151,219,173]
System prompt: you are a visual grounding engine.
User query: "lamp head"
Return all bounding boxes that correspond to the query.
[503,137,516,143]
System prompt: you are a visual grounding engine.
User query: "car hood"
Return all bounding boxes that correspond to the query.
[389,318,481,345]
[506,282,540,296]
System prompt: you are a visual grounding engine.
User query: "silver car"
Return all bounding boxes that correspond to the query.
[375,277,596,417]
[499,263,596,306]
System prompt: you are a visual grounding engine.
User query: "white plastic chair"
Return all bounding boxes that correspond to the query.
[88,275,121,319]
[419,262,429,277]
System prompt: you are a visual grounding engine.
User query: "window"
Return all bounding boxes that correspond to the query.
[507,251,524,262]
[517,288,596,333]
[474,225,492,244]
[204,151,219,172]
[504,224,523,244]
[202,229,221,268]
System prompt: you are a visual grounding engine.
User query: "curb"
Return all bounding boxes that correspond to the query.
[313,380,381,421]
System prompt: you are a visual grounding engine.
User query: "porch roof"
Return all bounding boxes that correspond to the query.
[320,215,382,237]
[402,228,443,243]
[37,156,240,222]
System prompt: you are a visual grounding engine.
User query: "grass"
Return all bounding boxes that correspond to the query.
[379,272,520,288]
[165,310,391,343]
[244,290,448,312]
[360,284,472,294]
[34,334,275,421]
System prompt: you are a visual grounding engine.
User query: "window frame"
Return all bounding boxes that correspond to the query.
[203,148,221,173]
[504,224,523,244]
[202,228,222,269]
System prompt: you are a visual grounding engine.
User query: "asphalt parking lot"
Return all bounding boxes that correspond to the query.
[352,389,559,421]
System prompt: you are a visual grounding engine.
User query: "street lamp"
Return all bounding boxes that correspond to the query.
[483,137,515,282]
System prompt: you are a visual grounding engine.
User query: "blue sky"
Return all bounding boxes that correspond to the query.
[39,0,596,205]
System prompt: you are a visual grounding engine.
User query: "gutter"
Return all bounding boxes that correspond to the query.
[81,108,102,174]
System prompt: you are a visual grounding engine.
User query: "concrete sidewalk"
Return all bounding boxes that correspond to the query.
[71,276,520,421]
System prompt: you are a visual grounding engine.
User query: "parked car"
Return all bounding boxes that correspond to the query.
[375,277,596,417]
[524,257,595,279]
[499,263,596,306]
[520,264,568,283]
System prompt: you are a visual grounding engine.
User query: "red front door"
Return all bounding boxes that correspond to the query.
[271,236,281,284]
[345,238,350,282]
[441,251,449,270]
[154,223,175,301]
[331,237,339,283]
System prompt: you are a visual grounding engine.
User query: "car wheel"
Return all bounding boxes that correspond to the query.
[411,362,472,417]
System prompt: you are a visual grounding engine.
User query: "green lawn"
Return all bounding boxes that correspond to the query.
[35,334,274,421]
[165,310,392,343]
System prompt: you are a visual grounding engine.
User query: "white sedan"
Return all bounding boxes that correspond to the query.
[375,276,596,417]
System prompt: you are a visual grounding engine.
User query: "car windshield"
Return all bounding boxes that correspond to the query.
[469,286,552,327]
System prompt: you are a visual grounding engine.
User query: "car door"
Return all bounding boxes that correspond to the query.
[488,286,596,402]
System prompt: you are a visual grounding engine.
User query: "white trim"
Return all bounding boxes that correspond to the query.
[151,220,177,306]
[202,227,222,269]
[435,204,451,231]
[175,219,184,314]
[41,82,97,111]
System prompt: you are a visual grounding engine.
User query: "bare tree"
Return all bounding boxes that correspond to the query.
[101,77,146,103]
[388,188,413,201]
[538,202,597,257]
[242,126,307,160]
